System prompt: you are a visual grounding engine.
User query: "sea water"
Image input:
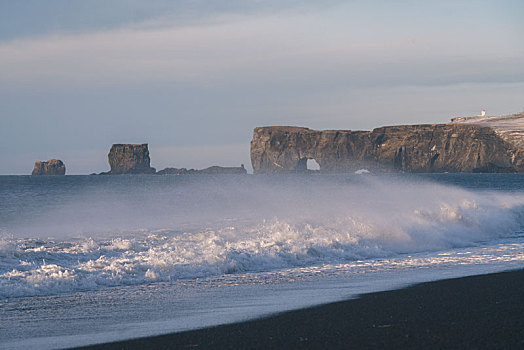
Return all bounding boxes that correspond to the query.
[1,174,523,349]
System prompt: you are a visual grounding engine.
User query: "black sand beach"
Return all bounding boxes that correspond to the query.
[77,269,524,349]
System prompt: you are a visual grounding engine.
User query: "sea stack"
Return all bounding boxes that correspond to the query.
[32,159,66,175]
[108,144,156,174]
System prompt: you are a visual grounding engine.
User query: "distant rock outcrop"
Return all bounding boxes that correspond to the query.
[99,143,246,175]
[156,165,247,175]
[32,159,66,175]
[107,144,156,174]
[251,113,524,173]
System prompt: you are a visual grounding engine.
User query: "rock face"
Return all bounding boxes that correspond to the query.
[32,159,66,175]
[451,112,524,149]
[107,144,156,174]
[251,113,524,173]
[156,165,247,175]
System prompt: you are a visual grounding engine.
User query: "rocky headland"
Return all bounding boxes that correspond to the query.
[250,113,524,173]
[32,159,66,175]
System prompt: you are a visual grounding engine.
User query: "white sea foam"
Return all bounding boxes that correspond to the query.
[1,176,523,298]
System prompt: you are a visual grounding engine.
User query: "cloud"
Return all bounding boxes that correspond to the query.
[1,4,522,92]
[0,0,331,41]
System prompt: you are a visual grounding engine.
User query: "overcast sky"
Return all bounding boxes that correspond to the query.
[1,0,523,174]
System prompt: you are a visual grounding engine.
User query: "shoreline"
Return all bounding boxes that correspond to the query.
[77,268,524,349]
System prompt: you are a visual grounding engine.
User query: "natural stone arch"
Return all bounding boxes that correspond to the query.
[307,158,320,170]
[250,119,524,174]
[296,157,320,172]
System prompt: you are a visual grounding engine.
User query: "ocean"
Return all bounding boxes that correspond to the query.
[1,174,523,349]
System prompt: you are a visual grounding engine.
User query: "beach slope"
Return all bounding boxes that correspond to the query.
[77,269,524,349]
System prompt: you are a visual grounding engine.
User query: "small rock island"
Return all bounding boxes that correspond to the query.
[32,159,66,175]
[250,112,524,173]
[107,144,156,174]
[156,165,247,175]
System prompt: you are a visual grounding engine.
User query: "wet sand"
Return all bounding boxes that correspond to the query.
[77,269,524,349]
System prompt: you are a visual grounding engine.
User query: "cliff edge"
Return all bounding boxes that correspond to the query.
[251,113,524,173]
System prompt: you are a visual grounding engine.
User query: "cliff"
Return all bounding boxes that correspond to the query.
[107,144,156,174]
[32,159,66,175]
[251,113,524,173]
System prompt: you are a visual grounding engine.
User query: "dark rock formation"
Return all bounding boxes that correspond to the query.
[199,165,247,174]
[107,144,156,174]
[32,159,66,175]
[155,167,190,175]
[251,113,524,173]
[101,143,246,175]
[156,165,247,175]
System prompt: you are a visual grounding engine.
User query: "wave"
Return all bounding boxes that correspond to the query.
[2,178,524,298]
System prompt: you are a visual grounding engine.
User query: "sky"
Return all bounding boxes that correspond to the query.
[1,0,523,174]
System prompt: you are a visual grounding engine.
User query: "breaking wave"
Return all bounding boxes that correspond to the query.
[1,175,524,298]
